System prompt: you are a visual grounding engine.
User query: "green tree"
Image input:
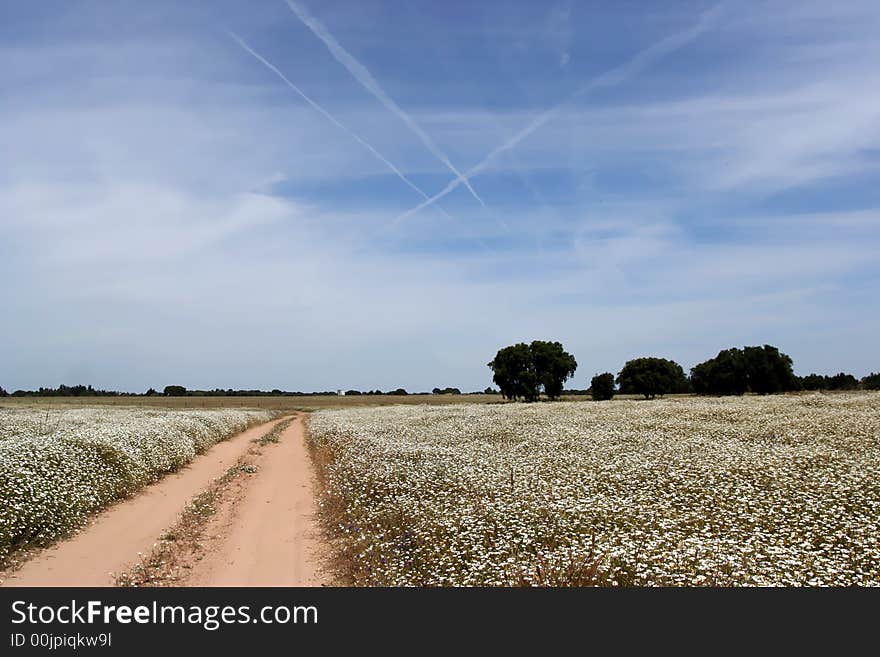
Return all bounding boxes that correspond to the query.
[800,374,826,391]
[741,345,799,394]
[617,357,687,399]
[826,372,858,390]
[0,386,7,397]
[488,343,537,401]
[590,373,615,401]
[530,341,577,400]
[487,341,577,402]
[691,345,798,395]
[862,373,880,390]
[690,348,749,396]
[163,385,187,396]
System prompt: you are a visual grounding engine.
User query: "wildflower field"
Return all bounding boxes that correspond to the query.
[0,406,274,565]
[308,393,880,586]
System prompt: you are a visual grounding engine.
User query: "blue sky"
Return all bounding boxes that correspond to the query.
[2,0,879,392]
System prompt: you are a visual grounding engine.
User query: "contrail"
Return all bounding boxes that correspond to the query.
[284,0,486,208]
[393,2,726,224]
[229,32,453,218]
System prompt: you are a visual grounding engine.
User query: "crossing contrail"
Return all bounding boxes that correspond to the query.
[393,2,726,225]
[230,31,453,219]
[284,0,486,208]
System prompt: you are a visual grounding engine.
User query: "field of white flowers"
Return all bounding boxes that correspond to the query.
[308,393,880,586]
[0,406,274,565]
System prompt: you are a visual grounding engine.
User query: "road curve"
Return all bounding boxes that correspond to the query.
[3,416,291,587]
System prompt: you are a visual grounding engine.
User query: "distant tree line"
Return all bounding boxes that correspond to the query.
[2,384,382,398]
[862,373,880,390]
[4,359,877,401]
[345,388,492,396]
[150,386,355,397]
[0,384,498,398]
[487,340,878,402]
[5,384,128,397]
[799,372,859,391]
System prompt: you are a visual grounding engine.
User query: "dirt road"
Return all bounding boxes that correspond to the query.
[2,414,326,587]
[184,417,328,586]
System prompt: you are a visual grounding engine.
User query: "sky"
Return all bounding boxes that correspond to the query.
[2,0,879,393]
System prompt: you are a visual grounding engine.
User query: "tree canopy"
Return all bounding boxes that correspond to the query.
[590,373,615,401]
[862,373,880,390]
[741,345,799,394]
[801,372,859,391]
[531,341,578,400]
[691,348,749,395]
[617,357,687,399]
[691,345,800,395]
[487,341,577,402]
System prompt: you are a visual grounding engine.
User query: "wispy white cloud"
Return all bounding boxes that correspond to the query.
[1,181,294,264]
[380,68,880,201]
[229,32,450,214]
[284,0,486,207]
[393,2,726,223]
